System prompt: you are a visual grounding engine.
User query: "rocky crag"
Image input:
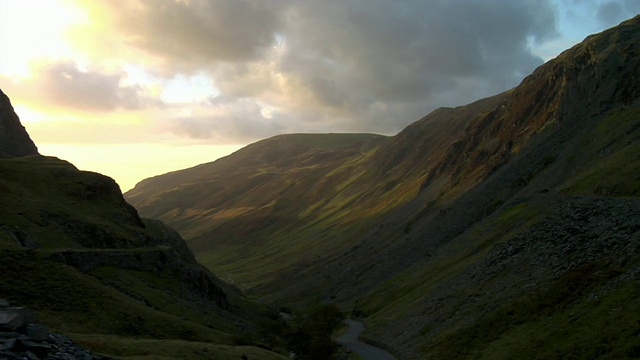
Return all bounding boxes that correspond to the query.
[0,89,38,157]
[0,300,106,360]
[0,89,288,359]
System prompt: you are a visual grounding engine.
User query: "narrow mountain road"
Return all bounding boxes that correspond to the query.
[334,319,397,360]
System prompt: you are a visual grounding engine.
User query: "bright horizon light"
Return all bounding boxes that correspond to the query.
[36,143,243,192]
[1,0,638,192]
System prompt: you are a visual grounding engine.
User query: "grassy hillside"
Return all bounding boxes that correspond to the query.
[126,133,395,294]
[126,15,640,359]
[361,196,640,359]
[0,155,287,359]
[358,19,640,357]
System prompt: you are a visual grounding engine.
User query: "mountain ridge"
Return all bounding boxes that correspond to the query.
[125,16,640,359]
[126,15,640,359]
[127,17,639,294]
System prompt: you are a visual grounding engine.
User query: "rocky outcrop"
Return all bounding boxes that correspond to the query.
[51,248,228,309]
[0,300,105,360]
[0,91,276,358]
[370,194,640,359]
[0,89,38,157]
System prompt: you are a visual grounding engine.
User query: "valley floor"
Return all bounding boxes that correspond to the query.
[335,319,397,360]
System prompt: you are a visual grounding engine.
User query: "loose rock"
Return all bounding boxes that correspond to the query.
[0,301,107,359]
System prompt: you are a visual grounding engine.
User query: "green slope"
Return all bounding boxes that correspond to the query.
[0,155,287,359]
[126,15,640,359]
[126,133,396,295]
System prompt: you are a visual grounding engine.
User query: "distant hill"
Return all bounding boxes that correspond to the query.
[127,16,640,359]
[0,90,287,359]
[126,132,389,241]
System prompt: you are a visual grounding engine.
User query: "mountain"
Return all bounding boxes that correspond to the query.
[0,91,287,359]
[0,88,38,157]
[127,132,389,246]
[127,16,640,359]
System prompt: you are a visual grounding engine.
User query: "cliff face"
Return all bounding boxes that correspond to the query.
[0,89,38,157]
[0,92,284,358]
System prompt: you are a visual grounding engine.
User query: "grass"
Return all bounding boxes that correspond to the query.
[89,266,235,333]
[0,155,286,359]
[120,101,640,359]
[562,142,640,196]
[124,132,425,303]
[0,155,147,250]
[0,249,282,359]
[196,186,544,309]
[349,107,640,358]
[0,251,284,359]
[361,201,545,325]
[277,133,388,149]
[72,334,289,360]
[561,107,640,197]
[423,261,640,359]
[0,250,229,342]
[356,193,640,359]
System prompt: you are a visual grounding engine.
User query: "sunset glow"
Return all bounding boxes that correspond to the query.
[1,0,638,191]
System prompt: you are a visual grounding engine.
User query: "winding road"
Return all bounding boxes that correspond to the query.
[334,319,397,360]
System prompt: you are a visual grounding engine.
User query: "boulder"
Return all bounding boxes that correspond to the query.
[0,305,104,359]
[16,339,51,356]
[0,311,27,332]
[25,324,48,341]
[0,337,16,350]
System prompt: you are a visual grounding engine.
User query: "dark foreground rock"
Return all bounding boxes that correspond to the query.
[0,300,107,360]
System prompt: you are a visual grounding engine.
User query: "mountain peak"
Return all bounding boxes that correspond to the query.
[0,89,38,157]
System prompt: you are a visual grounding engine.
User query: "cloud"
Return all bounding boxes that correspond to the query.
[3,61,160,112]
[69,0,281,73]
[596,0,640,27]
[4,0,635,189]
[315,1,551,90]
[19,0,572,143]
[597,1,625,25]
[164,0,559,139]
[164,98,287,142]
[264,0,559,132]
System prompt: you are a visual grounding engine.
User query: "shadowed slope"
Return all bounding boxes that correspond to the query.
[0,89,287,359]
[127,16,640,359]
[0,155,292,359]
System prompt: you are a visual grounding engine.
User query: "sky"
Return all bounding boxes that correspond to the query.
[1,0,639,191]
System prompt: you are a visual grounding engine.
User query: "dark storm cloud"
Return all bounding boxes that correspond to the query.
[596,0,640,27]
[82,0,282,69]
[72,0,565,140]
[271,0,558,133]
